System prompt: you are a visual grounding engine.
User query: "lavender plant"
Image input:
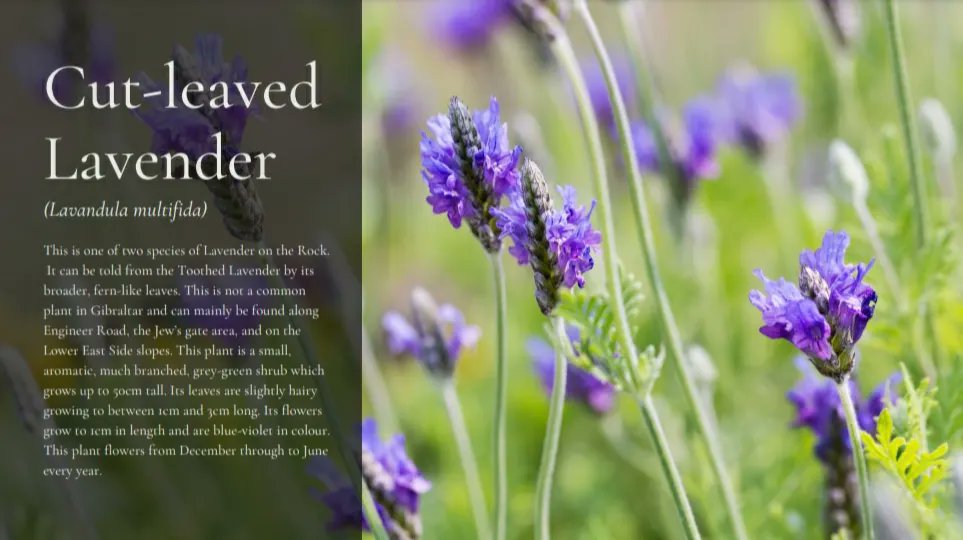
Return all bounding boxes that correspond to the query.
[528,331,616,416]
[311,419,431,540]
[382,289,491,540]
[750,230,878,537]
[510,4,704,536]
[420,95,521,539]
[492,157,602,537]
[787,359,899,537]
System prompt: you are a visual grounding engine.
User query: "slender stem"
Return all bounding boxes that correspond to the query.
[361,324,400,433]
[534,316,571,540]
[489,253,508,540]
[837,378,874,540]
[614,0,678,194]
[639,397,702,539]
[362,481,392,540]
[441,381,493,540]
[883,0,929,247]
[882,0,943,378]
[543,7,703,536]
[572,3,748,539]
[257,242,361,494]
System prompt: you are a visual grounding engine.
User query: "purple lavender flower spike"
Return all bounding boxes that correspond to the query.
[528,334,616,415]
[382,289,480,378]
[750,230,877,380]
[135,34,254,159]
[431,0,516,53]
[310,419,430,538]
[716,66,801,158]
[14,3,114,105]
[493,160,600,314]
[420,96,522,252]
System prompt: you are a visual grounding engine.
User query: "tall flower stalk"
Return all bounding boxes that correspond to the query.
[419,96,521,540]
[492,158,601,538]
[513,4,702,537]
[882,0,943,378]
[750,231,879,539]
[882,0,929,248]
[382,289,490,540]
[571,2,746,537]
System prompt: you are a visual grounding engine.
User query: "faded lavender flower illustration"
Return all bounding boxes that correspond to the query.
[750,230,877,380]
[420,96,522,252]
[492,159,600,314]
[134,33,263,241]
[382,288,480,379]
[528,333,616,415]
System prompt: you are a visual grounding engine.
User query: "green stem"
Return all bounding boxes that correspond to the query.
[534,316,570,540]
[614,0,678,196]
[490,253,509,540]
[882,0,943,379]
[441,381,493,540]
[837,378,875,540]
[883,0,929,247]
[257,241,361,495]
[362,481,392,540]
[639,397,702,540]
[572,3,748,539]
[542,8,701,537]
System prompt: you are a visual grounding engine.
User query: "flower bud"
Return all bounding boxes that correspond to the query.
[828,140,869,204]
[919,98,957,162]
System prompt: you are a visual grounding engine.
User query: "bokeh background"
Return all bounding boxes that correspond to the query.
[361,1,963,538]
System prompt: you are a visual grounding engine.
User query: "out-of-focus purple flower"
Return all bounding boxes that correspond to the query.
[310,419,430,538]
[134,34,254,159]
[631,97,722,204]
[787,358,899,462]
[493,160,600,314]
[581,57,636,131]
[420,97,522,252]
[750,230,877,380]
[716,66,801,158]
[178,275,265,348]
[14,3,114,105]
[382,289,480,379]
[430,0,516,52]
[528,333,616,415]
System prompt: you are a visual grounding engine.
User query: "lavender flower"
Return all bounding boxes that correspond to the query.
[528,334,616,415]
[787,359,898,536]
[134,33,263,241]
[716,66,801,158]
[311,419,431,539]
[135,34,254,158]
[750,230,877,380]
[492,159,600,314]
[382,288,480,379]
[632,98,721,205]
[420,96,522,252]
[14,1,114,105]
[430,0,516,53]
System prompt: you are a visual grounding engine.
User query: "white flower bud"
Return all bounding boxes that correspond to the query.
[828,139,869,204]
[919,98,957,162]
